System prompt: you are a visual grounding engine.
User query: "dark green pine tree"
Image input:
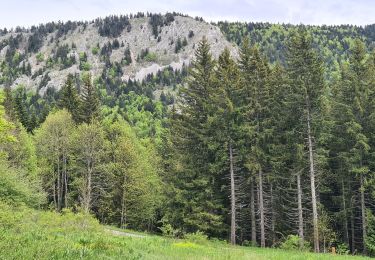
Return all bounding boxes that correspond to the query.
[79,73,100,124]
[3,86,17,121]
[210,48,241,245]
[169,37,225,237]
[28,106,39,133]
[14,89,30,132]
[59,74,81,123]
[238,37,272,248]
[285,27,326,253]
[332,39,374,254]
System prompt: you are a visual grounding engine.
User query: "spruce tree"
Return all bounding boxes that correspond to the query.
[59,74,81,123]
[285,28,326,252]
[79,73,100,124]
[170,38,225,236]
[14,88,30,132]
[238,37,272,248]
[211,48,241,244]
[3,86,17,121]
[333,39,374,254]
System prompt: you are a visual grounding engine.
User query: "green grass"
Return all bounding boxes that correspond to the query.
[0,201,369,260]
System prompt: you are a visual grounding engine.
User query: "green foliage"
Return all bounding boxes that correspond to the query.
[366,211,375,256]
[336,243,350,255]
[144,52,157,62]
[59,74,81,123]
[158,222,181,238]
[0,91,16,146]
[280,235,311,251]
[0,202,367,260]
[79,73,100,124]
[91,45,99,55]
[185,231,209,244]
[36,52,44,63]
[0,160,45,207]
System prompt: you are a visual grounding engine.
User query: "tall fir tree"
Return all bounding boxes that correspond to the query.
[79,73,100,124]
[285,27,326,252]
[238,37,272,247]
[332,39,375,254]
[170,38,225,237]
[210,48,241,244]
[59,74,81,123]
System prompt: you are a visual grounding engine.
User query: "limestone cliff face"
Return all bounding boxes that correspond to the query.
[0,14,237,94]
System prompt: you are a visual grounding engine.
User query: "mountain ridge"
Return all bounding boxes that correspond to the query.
[0,13,237,94]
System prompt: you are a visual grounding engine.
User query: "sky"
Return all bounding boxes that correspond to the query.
[0,0,374,29]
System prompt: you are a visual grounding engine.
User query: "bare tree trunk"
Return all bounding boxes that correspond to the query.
[270,183,275,246]
[57,156,61,211]
[251,178,256,246]
[86,164,92,214]
[297,172,304,249]
[63,154,68,208]
[306,104,319,252]
[229,142,236,245]
[121,175,127,229]
[342,179,349,246]
[360,172,367,254]
[259,167,265,248]
[53,178,57,210]
[83,159,92,214]
[351,194,356,254]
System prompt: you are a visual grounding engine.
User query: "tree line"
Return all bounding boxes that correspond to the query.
[2,27,375,256]
[163,29,375,255]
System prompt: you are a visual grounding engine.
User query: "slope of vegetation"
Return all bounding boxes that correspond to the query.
[0,203,368,259]
[3,14,375,259]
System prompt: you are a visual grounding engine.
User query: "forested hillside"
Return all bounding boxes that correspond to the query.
[1,13,375,258]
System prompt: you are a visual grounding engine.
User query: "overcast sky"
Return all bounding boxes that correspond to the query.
[1,0,374,29]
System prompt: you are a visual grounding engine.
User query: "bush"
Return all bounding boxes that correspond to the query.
[336,243,349,255]
[158,221,182,238]
[366,211,375,256]
[91,46,99,55]
[36,52,44,63]
[279,235,311,251]
[0,160,45,208]
[185,231,208,245]
[144,52,157,62]
[80,61,91,71]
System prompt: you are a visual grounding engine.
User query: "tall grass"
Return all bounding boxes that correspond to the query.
[0,201,369,259]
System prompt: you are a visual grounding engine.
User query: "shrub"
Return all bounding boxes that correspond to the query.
[36,52,44,63]
[185,231,208,245]
[158,223,181,238]
[144,52,157,62]
[279,235,311,251]
[336,243,349,255]
[91,46,99,55]
[0,160,45,208]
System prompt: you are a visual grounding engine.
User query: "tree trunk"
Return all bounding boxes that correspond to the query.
[63,154,68,208]
[360,172,367,254]
[351,194,356,254]
[342,179,349,246]
[270,183,276,246]
[86,165,92,214]
[297,172,304,249]
[229,142,236,245]
[251,178,257,246]
[57,156,61,211]
[83,158,92,214]
[121,175,127,229]
[259,167,265,248]
[306,103,319,252]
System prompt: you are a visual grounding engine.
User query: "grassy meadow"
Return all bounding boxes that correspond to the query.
[0,201,369,260]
